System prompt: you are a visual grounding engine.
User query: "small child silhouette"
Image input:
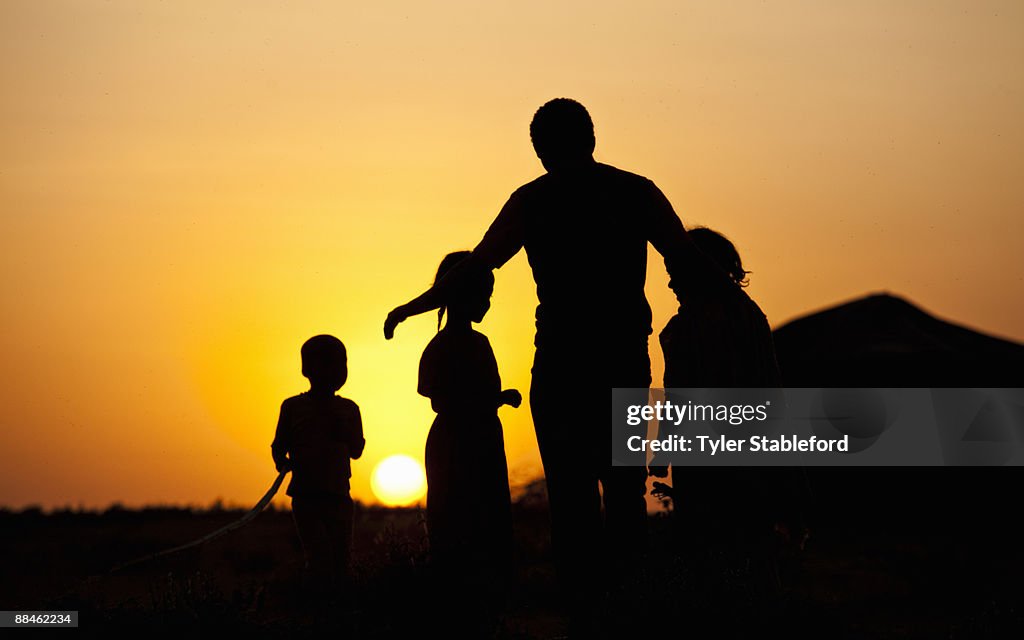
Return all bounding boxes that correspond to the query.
[271,334,365,600]
[417,251,519,627]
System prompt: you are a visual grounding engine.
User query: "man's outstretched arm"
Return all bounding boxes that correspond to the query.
[384,191,526,339]
[644,180,736,303]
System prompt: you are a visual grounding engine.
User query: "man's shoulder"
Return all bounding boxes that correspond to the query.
[595,163,657,188]
[513,164,656,196]
[511,173,552,198]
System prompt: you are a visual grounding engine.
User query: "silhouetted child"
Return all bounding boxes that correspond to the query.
[659,227,781,389]
[417,251,519,632]
[272,334,365,602]
[654,228,804,610]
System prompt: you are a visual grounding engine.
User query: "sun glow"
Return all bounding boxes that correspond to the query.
[370,455,427,507]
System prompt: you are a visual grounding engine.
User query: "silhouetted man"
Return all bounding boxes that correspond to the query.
[385,98,725,618]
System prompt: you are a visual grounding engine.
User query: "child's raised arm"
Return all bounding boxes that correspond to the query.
[384,253,493,340]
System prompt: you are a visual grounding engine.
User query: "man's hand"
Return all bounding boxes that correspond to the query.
[500,389,522,408]
[275,458,292,474]
[384,305,409,340]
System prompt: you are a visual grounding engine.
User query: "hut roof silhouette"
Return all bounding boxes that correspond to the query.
[772,293,1024,387]
[770,293,1023,524]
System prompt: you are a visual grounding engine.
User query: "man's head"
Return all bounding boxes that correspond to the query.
[530,98,596,171]
[301,334,348,391]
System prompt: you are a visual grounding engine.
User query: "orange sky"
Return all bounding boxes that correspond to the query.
[1,1,1022,509]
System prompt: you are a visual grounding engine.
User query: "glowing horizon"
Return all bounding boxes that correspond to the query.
[1,1,1022,509]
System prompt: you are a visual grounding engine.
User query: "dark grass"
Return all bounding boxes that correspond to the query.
[2,491,1023,638]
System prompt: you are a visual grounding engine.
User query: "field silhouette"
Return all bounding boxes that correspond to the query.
[4,480,1023,637]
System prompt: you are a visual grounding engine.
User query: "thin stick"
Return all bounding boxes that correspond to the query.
[107,471,288,574]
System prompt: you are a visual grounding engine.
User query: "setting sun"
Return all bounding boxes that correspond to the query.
[370,455,427,507]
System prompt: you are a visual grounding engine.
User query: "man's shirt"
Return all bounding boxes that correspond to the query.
[473,162,694,351]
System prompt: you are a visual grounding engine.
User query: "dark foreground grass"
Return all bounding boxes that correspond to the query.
[2,492,1023,638]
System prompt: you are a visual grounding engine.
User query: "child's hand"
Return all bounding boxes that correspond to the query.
[500,389,522,408]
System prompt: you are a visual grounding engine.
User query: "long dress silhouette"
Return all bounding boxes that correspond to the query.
[418,325,513,575]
